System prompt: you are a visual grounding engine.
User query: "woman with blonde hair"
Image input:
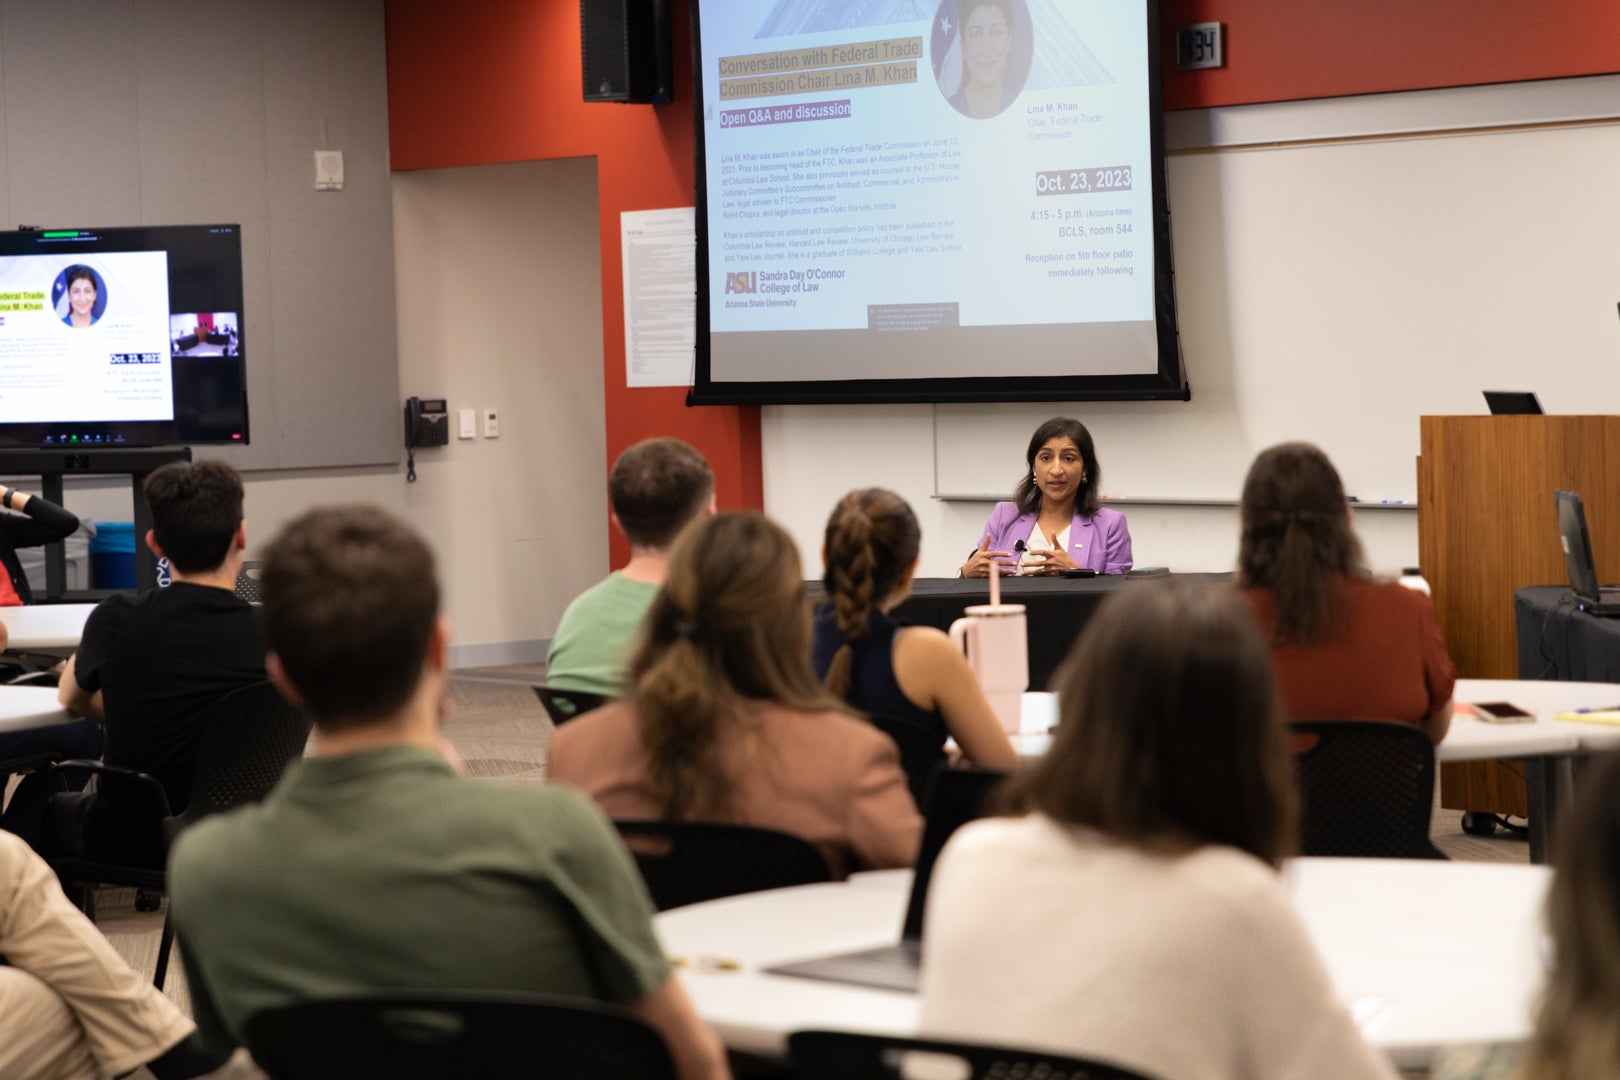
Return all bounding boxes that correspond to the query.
[549,512,922,877]
[1238,442,1455,742]
[918,580,1397,1079]
[815,488,1015,767]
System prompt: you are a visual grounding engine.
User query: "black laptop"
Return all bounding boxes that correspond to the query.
[1484,391,1543,415]
[763,766,1007,993]
[1555,490,1620,617]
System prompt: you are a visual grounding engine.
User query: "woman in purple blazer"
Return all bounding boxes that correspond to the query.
[961,417,1133,576]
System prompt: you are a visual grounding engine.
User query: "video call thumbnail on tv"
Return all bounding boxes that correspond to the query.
[0,224,249,447]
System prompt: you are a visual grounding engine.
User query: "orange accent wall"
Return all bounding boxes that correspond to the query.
[1161,0,1620,109]
[385,0,759,567]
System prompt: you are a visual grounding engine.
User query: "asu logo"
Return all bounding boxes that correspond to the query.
[724,272,757,294]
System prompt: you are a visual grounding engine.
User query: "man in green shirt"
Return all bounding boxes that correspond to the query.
[547,437,714,695]
[168,506,728,1080]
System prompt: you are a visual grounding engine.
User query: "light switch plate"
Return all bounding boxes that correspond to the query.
[457,408,476,440]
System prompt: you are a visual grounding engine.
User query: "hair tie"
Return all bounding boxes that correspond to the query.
[672,615,699,640]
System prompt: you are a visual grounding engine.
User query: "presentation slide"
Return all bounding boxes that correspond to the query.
[0,251,173,423]
[700,0,1159,384]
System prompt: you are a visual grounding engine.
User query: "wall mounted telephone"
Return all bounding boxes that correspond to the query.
[403,396,448,483]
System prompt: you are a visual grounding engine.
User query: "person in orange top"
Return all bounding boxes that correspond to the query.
[549,512,922,879]
[1237,443,1456,743]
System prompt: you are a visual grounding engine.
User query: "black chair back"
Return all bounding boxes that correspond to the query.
[170,680,312,832]
[868,716,947,810]
[534,684,608,726]
[47,679,311,988]
[789,1030,1159,1080]
[246,990,676,1080]
[233,560,264,603]
[613,819,832,910]
[1291,719,1445,859]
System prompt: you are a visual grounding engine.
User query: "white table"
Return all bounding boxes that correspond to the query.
[1016,679,1620,862]
[656,859,1551,1071]
[1,603,96,653]
[0,686,77,734]
[1012,679,1620,763]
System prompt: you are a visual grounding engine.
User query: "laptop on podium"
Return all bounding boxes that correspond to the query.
[1555,490,1620,617]
[763,766,1007,994]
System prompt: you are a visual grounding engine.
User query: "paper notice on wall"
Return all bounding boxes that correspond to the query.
[622,207,696,388]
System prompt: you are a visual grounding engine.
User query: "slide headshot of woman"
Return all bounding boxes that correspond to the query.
[962,416,1132,576]
[58,265,103,328]
[935,0,1030,120]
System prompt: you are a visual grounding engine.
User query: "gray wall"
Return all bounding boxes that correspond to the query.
[0,0,397,469]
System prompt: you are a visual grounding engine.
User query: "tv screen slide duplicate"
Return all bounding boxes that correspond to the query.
[0,250,173,423]
[700,0,1160,385]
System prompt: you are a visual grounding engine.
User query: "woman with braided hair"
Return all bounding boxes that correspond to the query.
[813,488,1017,767]
[1237,443,1455,743]
[549,511,922,877]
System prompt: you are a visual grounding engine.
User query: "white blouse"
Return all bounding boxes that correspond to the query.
[1022,519,1069,573]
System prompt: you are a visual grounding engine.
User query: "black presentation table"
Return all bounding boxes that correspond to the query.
[806,573,1233,692]
[1513,585,1620,861]
[1514,585,1620,682]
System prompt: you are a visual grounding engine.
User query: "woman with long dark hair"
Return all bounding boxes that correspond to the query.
[1237,442,1454,742]
[918,580,1397,1079]
[961,416,1132,577]
[549,512,922,877]
[816,488,1015,766]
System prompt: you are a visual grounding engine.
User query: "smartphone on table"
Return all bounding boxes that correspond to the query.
[1472,702,1535,724]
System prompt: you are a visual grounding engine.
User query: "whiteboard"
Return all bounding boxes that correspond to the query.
[935,117,1620,505]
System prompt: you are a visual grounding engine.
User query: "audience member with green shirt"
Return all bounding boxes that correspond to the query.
[547,437,715,696]
[167,506,729,1080]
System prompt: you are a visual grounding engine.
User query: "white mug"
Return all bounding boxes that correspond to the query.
[948,603,1029,734]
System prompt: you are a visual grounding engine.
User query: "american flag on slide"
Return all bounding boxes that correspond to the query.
[930,0,964,98]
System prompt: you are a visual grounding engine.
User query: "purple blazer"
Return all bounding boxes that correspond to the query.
[978,501,1133,575]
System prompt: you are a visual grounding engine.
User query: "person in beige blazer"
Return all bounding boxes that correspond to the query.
[549,512,922,879]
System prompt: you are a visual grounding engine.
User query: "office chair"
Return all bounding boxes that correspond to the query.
[534,684,608,726]
[613,819,831,910]
[1291,719,1445,859]
[233,560,264,603]
[44,681,312,986]
[246,990,676,1080]
[789,1030,1160,1080]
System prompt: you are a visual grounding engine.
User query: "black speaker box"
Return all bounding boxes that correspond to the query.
[582,0,673,103]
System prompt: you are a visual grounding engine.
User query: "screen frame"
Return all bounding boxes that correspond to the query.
[0,223,249,449]
[686,0,1187,406]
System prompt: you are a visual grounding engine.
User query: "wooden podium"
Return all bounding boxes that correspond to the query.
[1418,415,1620,814]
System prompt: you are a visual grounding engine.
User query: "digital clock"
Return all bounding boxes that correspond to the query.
[1175,22,1224,71]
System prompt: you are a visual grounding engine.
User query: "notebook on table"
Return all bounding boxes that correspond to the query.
[1555,490,1620,617]
[763,766,1007,994]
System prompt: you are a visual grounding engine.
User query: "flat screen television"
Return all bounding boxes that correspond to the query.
[0,224,248,448]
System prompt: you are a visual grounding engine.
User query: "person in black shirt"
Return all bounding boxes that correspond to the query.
[50,461,266,867]
[0,483,79,605]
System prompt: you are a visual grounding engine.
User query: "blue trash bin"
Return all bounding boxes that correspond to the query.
[89,522,137,589]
